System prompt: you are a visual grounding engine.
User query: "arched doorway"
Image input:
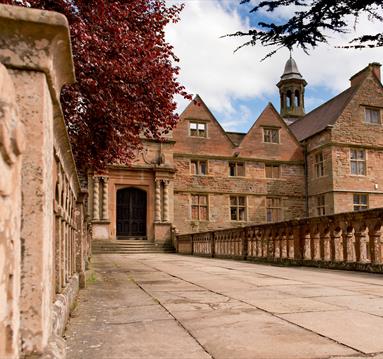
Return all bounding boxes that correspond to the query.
[116,188,147,238]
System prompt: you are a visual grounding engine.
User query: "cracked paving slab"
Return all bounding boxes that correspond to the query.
[65,253,383,359]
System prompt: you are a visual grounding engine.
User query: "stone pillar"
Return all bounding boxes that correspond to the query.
[163,180,170,222]
[155,179,161,222]
[101,176,109,220]
[93,176,100,221]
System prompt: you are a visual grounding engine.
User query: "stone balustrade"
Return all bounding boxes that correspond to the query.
[176,208,383,272]
[0,4,90,359]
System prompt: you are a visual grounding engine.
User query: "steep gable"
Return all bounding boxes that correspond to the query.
[290,63,382,142]
[239,103,303,161]
[331,70,383,146]
[290,86,357,141]
[173,95,235,156]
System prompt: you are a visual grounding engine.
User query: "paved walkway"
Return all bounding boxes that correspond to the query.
[65,254,383,359]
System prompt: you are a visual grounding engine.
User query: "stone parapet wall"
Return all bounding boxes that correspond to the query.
[0,61,24,359]
[176,207,383,273]
[0,4,89,358]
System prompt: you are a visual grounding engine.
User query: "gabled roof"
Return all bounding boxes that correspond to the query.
[226,131,246,146]
[241,102,301,146]
[289,86,358,141]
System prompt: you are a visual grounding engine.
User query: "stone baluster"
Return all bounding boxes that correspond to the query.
[312,231,321,261]
[332,228,344,262]
[155,179,161,222]
[256,231,263,257]
[321,230,331,261]
[163,180,170,222]
[288,232,295,259]
[369,225,382,264]
[93,176,100,221]
[267,230,274,259]
[344,228,356,262]
[101,176,109,220]
[281,232,288,258]
[303,232,311,260]
[274,232,281,258]
[356,227,369,263]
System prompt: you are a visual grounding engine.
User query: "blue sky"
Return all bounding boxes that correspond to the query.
[166,0,383,133]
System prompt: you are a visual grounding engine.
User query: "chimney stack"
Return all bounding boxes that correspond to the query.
[350,62,381,87]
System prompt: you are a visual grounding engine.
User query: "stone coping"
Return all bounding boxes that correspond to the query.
[0,4,75,103]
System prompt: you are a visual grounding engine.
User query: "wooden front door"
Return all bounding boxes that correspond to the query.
[116,188,147,237]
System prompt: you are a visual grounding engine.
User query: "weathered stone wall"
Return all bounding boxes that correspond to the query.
[0,4,89,358]
[0,62,24,359]
[174,156,305,233]
[306,65,383,216]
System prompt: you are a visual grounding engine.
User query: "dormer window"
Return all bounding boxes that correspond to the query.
[263,127,279,143]
[365,108,380,124]
[189,121,207,137]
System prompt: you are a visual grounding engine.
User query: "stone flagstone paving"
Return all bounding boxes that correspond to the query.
[65,254,383,359]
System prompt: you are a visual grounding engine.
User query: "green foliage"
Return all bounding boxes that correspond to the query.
[228,0,383,59]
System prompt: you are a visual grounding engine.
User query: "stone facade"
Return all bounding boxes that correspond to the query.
[300,64,383,217]
[90,59,383,244]
[90,139,176,244]
[172,101,305,234]
[0,5,89,358]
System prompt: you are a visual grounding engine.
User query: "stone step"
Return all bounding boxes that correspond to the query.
[91,239,174,254]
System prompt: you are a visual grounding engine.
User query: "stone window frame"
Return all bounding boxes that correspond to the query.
[190,159,208,176]
[364,107,381,125]
[229,195,247,221]
[353,193,368,211]
[265,163,281,178]
[229,161,246,177]
[316,194,326,216]
[314,151,325,178]
[191,194,209,221]
[266,197,283,223]
[350,148,366,176]
[189,120,208,138]
[262,127,280,144]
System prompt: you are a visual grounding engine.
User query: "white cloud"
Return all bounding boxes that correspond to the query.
[220,104,252,131]
[166,1,383,130]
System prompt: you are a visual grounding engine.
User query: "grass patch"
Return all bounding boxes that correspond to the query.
[86,271,97,285]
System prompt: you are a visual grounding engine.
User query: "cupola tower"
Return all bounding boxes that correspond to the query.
[277,55,307,124]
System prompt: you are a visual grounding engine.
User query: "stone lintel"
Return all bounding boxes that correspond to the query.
[0,4,75,104]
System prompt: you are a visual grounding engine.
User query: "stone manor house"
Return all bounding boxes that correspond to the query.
[91,58,383,245]
[1,3,383,358]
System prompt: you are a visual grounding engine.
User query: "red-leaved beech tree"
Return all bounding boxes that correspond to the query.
[3,0,190,170]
